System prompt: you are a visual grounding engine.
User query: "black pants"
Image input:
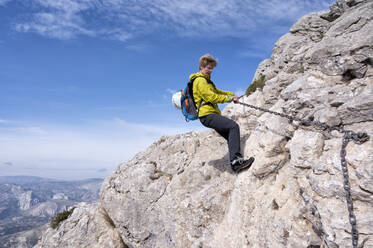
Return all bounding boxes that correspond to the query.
[200,114,242,162]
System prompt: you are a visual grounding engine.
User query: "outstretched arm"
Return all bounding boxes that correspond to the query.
[195,78,233,104]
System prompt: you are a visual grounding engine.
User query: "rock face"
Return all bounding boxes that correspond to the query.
[35,203,125,248]
[36,0,373,247]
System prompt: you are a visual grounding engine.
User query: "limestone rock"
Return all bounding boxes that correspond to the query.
[52,193,68,201]
[34,203,125,248]
[26,202,59,218]
[100,131,236,247]
[290,12,331,42]
[287,129,324,169]
[18,191,33,211]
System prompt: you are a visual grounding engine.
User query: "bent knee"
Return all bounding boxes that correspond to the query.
[230,121,239,130]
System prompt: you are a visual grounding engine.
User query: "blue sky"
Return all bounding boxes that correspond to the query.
[0,0,334,180]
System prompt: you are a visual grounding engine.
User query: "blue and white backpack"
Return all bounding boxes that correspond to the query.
[172,77,208,122]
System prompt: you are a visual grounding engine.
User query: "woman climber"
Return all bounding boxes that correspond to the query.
[190,54,254,172]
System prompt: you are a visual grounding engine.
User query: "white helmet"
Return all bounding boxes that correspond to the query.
[172,91,182,109]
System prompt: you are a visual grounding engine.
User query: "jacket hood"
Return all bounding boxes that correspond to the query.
[189,72,210,81]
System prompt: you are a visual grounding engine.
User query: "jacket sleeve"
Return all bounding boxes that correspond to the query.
[215,88,234,96]
[195,78,232,104]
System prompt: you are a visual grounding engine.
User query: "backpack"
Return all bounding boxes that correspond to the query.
[180,77,209,122]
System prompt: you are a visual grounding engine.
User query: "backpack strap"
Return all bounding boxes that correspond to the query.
[190,76,213,113]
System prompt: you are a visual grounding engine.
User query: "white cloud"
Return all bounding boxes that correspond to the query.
[34,0,92,12]
[104,28,132,42]
[113,117,191,136]
[0,118,202,180]
[237,50,269,59]
[7,126,47,135]
[16,6,94,40]
[12,0,334,41]
[166,88,177,94]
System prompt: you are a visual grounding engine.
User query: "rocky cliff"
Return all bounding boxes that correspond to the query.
[35,0,373,247]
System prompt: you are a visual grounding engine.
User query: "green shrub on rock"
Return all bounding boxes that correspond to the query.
[50,207,76,229]
[245,74,266,96]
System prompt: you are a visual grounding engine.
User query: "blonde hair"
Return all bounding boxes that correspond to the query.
[199,54,218,69]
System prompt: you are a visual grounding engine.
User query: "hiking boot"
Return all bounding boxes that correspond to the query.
[231,157,254,173]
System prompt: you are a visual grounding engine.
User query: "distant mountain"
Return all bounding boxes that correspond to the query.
[0,176,62,185]
[0,176,103,248]
[0,176,104,185]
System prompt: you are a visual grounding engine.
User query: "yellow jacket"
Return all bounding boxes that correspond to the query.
[190,72,234,117]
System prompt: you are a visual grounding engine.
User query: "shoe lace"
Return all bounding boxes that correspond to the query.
[233,158,244,165]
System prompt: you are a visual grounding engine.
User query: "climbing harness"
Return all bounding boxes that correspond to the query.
[236,100,370,248]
